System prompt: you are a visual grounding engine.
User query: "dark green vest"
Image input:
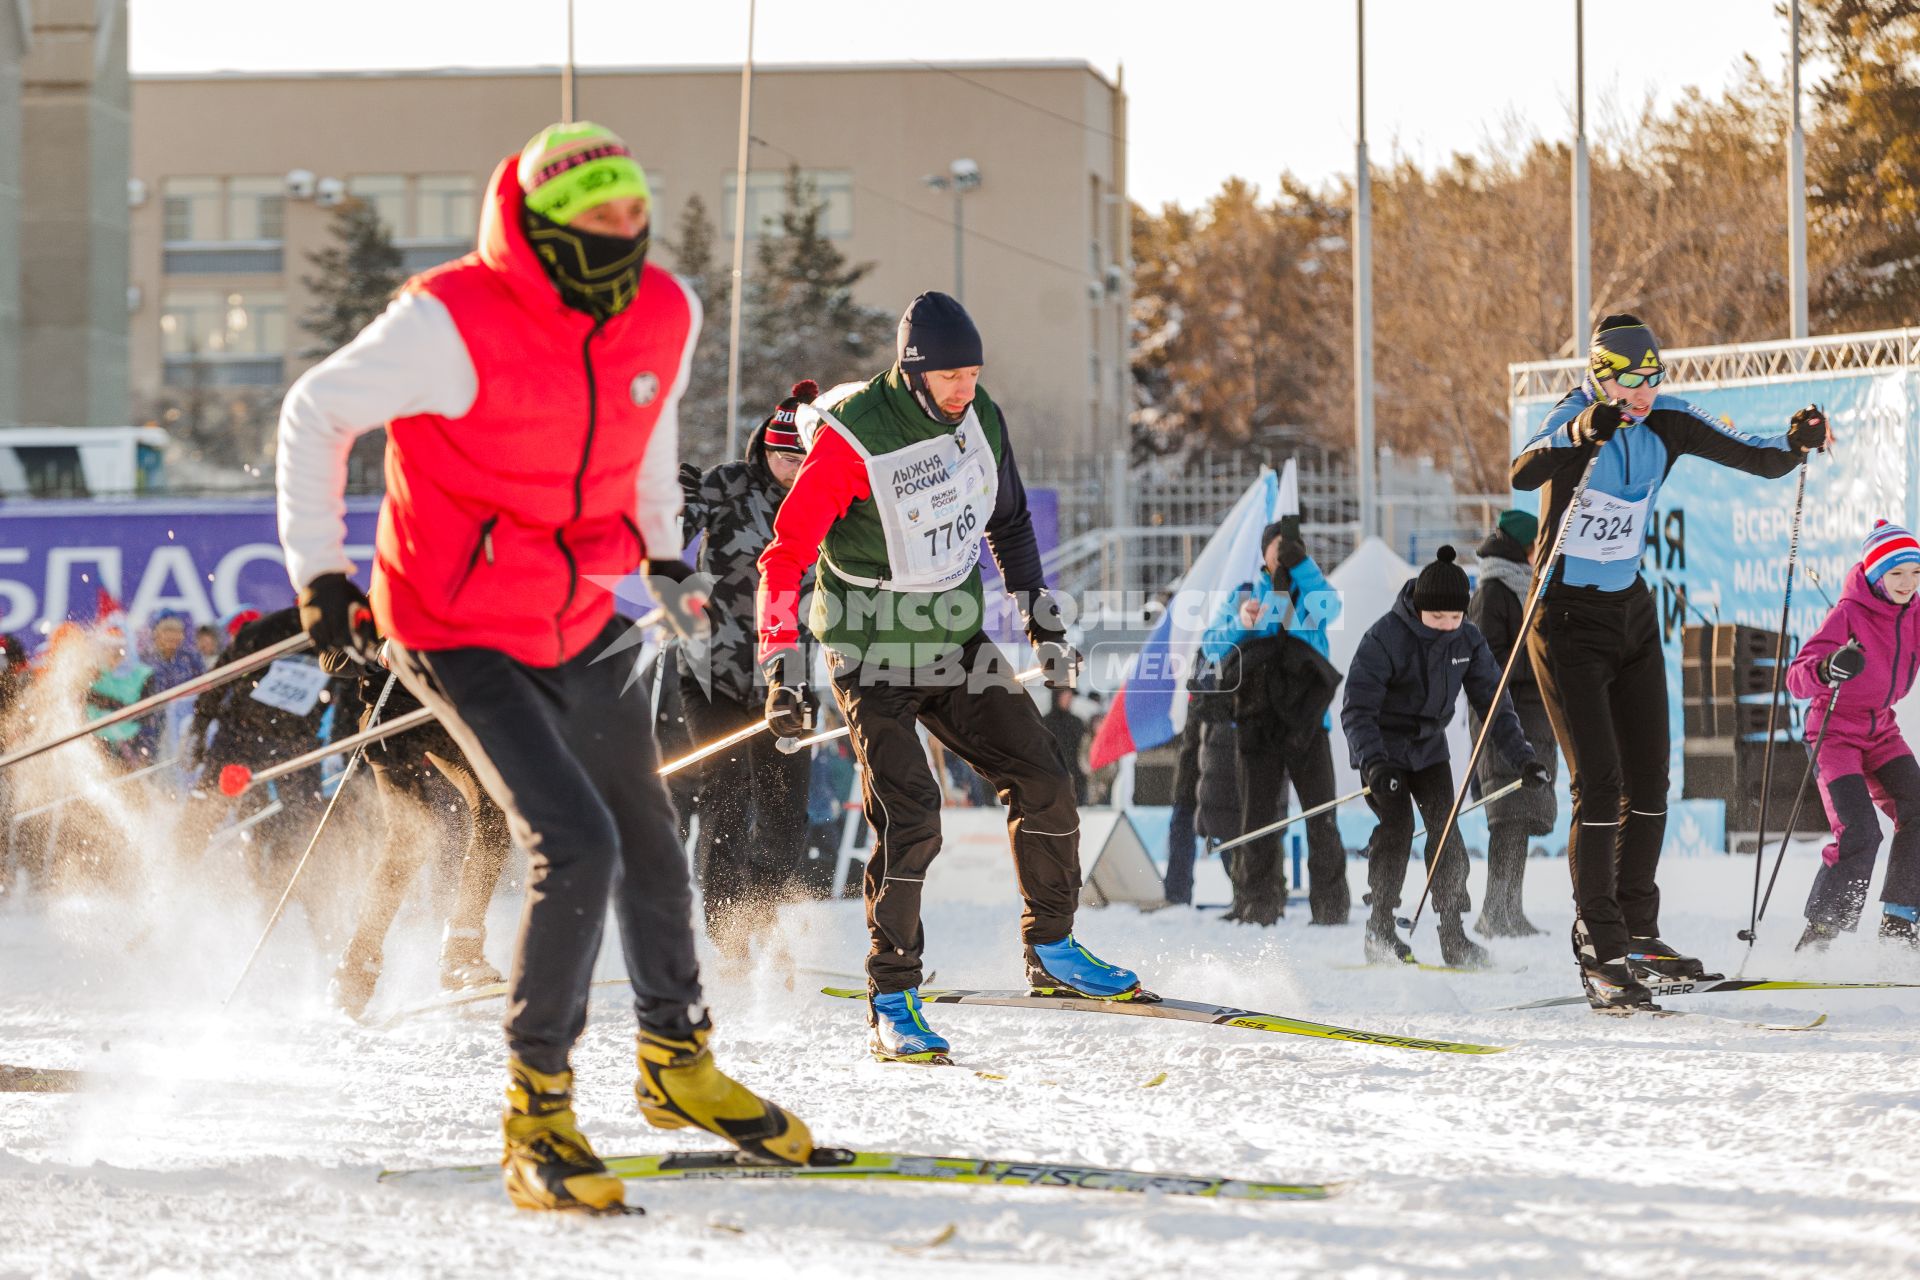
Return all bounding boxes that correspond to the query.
[808,367,1006,667]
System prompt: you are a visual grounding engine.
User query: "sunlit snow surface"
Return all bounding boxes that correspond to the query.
[3,811,1918,1278]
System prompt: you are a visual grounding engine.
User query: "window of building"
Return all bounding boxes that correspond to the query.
[414,174,476,241]
[720,170,853,239]
[162,177,222,243]
[226,177,285,243]
[349,174,408,237]
[161,290,287,357]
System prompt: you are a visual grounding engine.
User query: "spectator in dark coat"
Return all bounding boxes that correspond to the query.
[1467,509,1557,937]
[1042,688,1090,805]
[1341,547,1545,969]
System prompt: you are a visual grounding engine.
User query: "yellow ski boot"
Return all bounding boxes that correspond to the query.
[634,1018,813,1166]
[501,1059,626,1213]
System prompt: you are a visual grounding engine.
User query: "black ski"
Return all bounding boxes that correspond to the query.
[1496,977,1920,1012]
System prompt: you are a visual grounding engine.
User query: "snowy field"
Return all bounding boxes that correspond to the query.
[4,808,1919,1279]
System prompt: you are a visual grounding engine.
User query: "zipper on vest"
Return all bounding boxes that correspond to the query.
[451,514,499,602]
[554,318,607,658]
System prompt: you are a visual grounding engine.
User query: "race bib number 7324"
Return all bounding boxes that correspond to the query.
[1563,490,1650,563]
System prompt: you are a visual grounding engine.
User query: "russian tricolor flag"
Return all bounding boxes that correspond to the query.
[1090,464,1290,769]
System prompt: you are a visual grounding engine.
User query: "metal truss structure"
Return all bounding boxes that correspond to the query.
[1510,328,1920,400]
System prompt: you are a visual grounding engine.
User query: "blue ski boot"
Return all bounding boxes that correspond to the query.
[1024,934,1146,1000]
[868,990,952,1064]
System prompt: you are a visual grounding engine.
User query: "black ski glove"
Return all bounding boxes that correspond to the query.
[297,572,376,665]
[1521,759,1552,789]
[677,462,707,522]
[1273,515,1308,570]
[762,648,818,738]
[1788,404,1829,454]
[1819,640,1865,687]
[1021,589,1080,690]
[1576,400,1624,447]
[1364,759,1409,799]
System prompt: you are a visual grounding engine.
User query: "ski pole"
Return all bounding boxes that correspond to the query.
[658,719,771,777]
[1743,454,1810,944]
[214,706,434,796]
[1404,778,1526,849]
[1747,640,1857,940]
[1804,566,1838,609]
[0,632,314,772]
[1212,786,1371,855]
[1403,446,1604,933]
[224,669,400,1007]
[770,665,1051,755]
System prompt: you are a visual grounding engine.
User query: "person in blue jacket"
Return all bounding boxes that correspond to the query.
[1199,515,1347,923]
[1342,547,1549,968]
[1513,312,1830,1008]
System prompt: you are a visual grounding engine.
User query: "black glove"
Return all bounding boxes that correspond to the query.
[1819,640,1865,687]
[678,462,705,511]
[1364,759,1409,799]
[1577,400,1624,447]
[1034,639,1082,691]
[1521,759,1552,790]
[1788,404,1829,454]
[762,649,818,738]
[297,572,376,664]
[1274,515,1307,569]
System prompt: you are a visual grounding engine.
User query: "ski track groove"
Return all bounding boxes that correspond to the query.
[4,829,1919,1277]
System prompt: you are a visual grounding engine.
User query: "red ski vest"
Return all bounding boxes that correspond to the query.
[372,156,695,666]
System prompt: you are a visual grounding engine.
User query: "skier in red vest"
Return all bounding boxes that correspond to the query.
[276,122,812,1213]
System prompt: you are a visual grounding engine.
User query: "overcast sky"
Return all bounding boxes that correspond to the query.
[130,0,1792,209]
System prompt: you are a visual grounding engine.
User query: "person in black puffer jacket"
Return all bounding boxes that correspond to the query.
[1341,547,1547,968]
[1467,510,1558,937]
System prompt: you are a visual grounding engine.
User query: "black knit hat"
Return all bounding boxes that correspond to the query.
[897,291,983,372]
[1412,545,1471,614]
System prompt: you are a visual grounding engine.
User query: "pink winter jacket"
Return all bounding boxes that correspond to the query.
[1786,565,1920,746]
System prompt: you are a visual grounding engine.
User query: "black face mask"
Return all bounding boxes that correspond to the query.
[522,207,649,320]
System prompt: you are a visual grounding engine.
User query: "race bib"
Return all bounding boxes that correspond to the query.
[250,657,331,715]
[1563,490,1650,563]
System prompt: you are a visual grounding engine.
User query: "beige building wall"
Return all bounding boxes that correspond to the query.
[129,60,1130,461]
[19,0,129,427]
[0,1,29,425]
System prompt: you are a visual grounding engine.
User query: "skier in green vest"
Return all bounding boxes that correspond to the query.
[755,291,1145,1063]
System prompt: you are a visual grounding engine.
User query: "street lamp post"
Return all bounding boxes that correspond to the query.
[923,159,982,303]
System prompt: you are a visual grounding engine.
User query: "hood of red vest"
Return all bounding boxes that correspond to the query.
[471,153,591,324]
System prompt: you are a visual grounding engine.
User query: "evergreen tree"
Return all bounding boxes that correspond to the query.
[742,167,893,407]
[664,193,732,468]
[300,199,404,357]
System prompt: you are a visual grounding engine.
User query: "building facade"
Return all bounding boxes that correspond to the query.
[129,60,1131,460]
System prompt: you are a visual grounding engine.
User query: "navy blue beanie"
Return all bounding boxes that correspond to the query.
[897,291,983,372]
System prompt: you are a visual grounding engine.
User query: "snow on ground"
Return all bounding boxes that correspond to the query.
[3,811,1919,1279]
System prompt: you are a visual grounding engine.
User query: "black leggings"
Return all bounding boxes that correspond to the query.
[1528,580,1668,961]
[1234,728,1349,923]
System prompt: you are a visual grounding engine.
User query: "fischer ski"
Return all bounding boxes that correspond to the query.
[821,987,1509,1055]
[1495,977,1920,1012]
[382,1145,1345,1202]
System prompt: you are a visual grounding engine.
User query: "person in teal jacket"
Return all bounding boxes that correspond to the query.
[1197,516,1348,923]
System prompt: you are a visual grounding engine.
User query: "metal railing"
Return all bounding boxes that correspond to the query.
[1510,327,1920,399]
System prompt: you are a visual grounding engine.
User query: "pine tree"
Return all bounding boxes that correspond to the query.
[742,167,893,406]
[664,193,732,468]
[300,199,404,357]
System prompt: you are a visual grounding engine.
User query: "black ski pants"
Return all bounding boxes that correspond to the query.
[678,672,811,949]
[1233,727,1350,924]
[1363,758,1471,916]
[1807,753,1920,927]
[1163,718,1202,905]
[1528,580,1668,961]
[831,632,1082,995]
[391,619,701,1075]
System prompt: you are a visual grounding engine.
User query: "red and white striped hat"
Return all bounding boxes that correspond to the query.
[762,380,819,455]
[1863,519,1920,585]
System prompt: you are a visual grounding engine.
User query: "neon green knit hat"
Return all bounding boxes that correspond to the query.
[517,122,650,225]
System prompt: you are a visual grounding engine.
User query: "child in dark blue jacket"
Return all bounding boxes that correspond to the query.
[1341,547,1548,967]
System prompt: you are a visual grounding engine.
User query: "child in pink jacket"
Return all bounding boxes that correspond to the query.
[1785,519,1920,950]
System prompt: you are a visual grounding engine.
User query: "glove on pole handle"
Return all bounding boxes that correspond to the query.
[1212,786,1371,855]
[1404,448,1603,933]
[223,668,402,1008]
[1744,456,1810,943]
[770,664,1051,755]
[0,632,313,772]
